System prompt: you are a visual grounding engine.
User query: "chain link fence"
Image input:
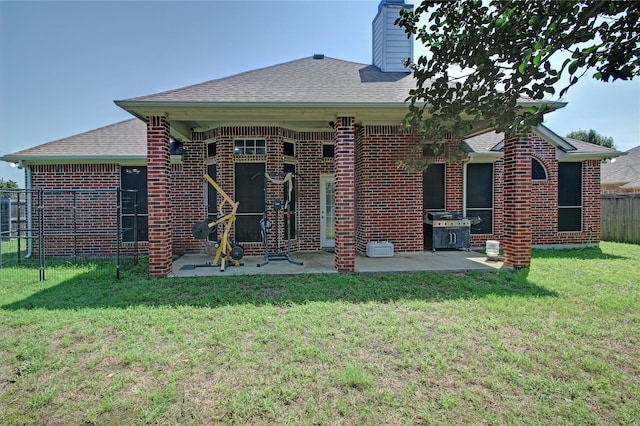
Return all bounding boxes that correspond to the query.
[1,188,142,282]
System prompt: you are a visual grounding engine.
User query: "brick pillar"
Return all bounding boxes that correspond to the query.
[147,116,173,278]
[334,117,356,272]
[503,131,532,268]
[583,160,601,243]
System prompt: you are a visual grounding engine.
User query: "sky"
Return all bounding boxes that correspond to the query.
[1,0,639,187]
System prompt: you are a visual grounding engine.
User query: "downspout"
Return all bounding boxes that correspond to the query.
[18,160,33,258]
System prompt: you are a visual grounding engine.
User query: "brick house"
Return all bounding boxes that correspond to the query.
[1,0,621,277]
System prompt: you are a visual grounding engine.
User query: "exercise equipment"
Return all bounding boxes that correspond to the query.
[191,174,244,271]
[257,172,303,267]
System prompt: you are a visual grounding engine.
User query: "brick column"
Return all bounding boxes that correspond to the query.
[503,131,532,268]
[583,160,601,243]
[334,117,356,272]
[147,116,173,278]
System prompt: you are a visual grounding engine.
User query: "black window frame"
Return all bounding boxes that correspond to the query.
[284,163,297,239]
[423,163,445,212]
[532,157,548,181]
[322,143,334,159]
[207,142,217,158]
[206,163,218,242]
[120,166,148,243]
[558,162,583,232]
[234,162,266,243]
[283,140,295,157]
[466,162,494,235]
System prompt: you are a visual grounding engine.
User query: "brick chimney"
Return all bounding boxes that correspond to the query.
[372,0,414,72]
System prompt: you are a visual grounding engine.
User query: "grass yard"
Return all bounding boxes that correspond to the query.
[1,242,639,425]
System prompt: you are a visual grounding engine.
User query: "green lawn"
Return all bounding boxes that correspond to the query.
[1,242,638,425]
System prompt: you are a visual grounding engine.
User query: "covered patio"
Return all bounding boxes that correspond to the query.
[169,250,506,278]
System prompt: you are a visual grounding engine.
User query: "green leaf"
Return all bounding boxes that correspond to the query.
[533,52,542,66]
[518,63,527,74]
[568,60,579,75]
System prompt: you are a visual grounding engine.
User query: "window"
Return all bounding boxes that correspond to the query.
[322,143,334,158]
[284,163,296,239]
[235,163,265,242]
[206,163,217,241]
[423,143,444,157]
[283,141,295,157]
[558,162,582,231]
[423,163,445,211]
[234,139,266,156]
[207,142,216,158]
[120,166,148,242]
[532,157,548,180]
[466,163,493,234]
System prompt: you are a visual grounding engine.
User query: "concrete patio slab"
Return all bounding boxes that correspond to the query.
[169,249,504,277]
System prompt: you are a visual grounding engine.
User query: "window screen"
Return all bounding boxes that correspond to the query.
[121,166,148,242]
[207,142,216,158]
[423,163,445,211]
[466,163,493,234]
[322,144,334,158]
[558,162,582,231]
[235,163,265,242]
[284,163,296,239]
[284,141,295,157]
[206,164,217,241]
[532,158,548,180]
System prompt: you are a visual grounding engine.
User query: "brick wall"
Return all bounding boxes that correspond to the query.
[355,125,423,253]
[29,164,143,257]
[190,127,335,257]
[28,124,605,275]
[464,131,602,251]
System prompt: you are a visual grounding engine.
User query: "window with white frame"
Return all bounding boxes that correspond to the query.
[234,139,266,156]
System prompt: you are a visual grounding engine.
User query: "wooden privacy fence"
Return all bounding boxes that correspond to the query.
[601,194,640,244]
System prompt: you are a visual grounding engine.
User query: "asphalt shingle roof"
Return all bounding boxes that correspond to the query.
[5,119,147,159]
[126,56,416,104]
[464,132,504,153]
[464,131,621,157]
[601,145,640,188]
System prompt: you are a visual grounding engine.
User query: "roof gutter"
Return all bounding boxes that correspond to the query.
[0,155,147,164]
[557,151,626,161]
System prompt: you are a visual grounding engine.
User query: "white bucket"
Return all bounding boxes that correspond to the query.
[486,240,500,258]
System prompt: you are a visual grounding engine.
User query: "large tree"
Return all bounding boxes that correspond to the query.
[396,0,639,146]
[566,129,615,148]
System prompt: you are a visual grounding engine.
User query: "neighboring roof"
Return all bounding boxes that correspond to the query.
[0,119,147,164]
[464,124,623,161]
[601,145,640,188]
[123,56,417,104]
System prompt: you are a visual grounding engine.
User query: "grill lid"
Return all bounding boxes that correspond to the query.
[427,211,459,220]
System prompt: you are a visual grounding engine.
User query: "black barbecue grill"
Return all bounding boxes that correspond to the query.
[423,211,482,251]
